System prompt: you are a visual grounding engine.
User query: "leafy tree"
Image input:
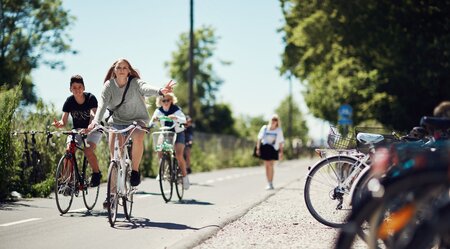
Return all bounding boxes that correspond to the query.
[0,0,76,103]
[275,95,309,146]
[165,25,235,134]
[279,0,450,131]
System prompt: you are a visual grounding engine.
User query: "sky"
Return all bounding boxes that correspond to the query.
[31,0,328,142]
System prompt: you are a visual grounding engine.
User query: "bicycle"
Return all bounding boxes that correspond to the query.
[304,126,396,228]
[53,129,100,214]
[12,130,45,185]
[335,117,450,249]
[151,116,184,203]
[94,122,150,227]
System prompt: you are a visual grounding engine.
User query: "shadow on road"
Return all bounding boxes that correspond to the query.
[172,199,214,205]
[112,217,220,231]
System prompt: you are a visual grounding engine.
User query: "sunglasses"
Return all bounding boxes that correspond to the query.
[272,118,278,121]
[161,99,171,103]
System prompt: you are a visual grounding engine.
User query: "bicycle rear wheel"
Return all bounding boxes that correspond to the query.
[123,161,133,220]
[304,156,363,228]
[55,155,75,214]
[174,159,184,201]
[82,157,100,210]
[107,161,119,227]
[159,156,173,202]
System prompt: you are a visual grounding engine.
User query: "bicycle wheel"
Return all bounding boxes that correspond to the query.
[365,169,449,249]
[82,157,100,210]
[335,167,449,249]
[55,155,75,214]
[107,161,119,227]
[159,156,173,202]
[123,161,133,220]
[304,155,365,228]
[174,159,184,201]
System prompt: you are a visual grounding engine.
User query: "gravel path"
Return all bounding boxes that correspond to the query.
[193,178,343,249]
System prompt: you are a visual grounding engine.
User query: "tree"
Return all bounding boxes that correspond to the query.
[0,0,75,103]
[279,0,450,131]
[275,95,309,145]
[165,25,235,134]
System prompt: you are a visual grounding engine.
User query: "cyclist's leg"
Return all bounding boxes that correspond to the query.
[174,132,187,176]
[85,131,101,173]
[130,129,145,171]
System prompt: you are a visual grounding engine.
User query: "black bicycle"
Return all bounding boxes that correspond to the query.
[53,130,100,214]
[12,130,45,185]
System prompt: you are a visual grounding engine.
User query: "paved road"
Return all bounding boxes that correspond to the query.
[0,158,352,249]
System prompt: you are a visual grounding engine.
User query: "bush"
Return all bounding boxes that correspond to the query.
[0,86,22,201]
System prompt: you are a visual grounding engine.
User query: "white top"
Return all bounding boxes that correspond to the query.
[257,125,285,151]
[152,108,186,133]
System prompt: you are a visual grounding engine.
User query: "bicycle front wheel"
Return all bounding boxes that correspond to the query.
[55,155,75,214]
[107,161,119,227]
[174,159,184,201]
[304,156,364,228]
[159,156,173,202]
[82,157,99,210]
[123,161,133,220]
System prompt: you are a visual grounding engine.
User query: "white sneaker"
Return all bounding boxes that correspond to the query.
[156,174,160,181]
[266,183,274,190]
[183,176,190,190]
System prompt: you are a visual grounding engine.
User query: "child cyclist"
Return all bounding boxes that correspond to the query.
[151,93,190,190]
[53,75,103,187]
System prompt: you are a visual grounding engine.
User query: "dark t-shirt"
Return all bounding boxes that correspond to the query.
[62,92,98,129]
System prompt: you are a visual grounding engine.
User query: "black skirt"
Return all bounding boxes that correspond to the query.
[259,144,279,160]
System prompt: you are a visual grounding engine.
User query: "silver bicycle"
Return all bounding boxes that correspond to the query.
[94,122,149,227]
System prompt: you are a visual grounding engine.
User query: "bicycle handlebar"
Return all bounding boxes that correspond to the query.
[149,115,178,131]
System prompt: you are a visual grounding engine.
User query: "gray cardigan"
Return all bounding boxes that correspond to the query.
[94,77,160,125]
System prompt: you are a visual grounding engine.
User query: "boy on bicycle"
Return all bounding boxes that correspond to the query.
[53,75,103,187]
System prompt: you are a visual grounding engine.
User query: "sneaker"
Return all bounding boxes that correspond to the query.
[102,198,108,209]
[90,172,101,187]
[155,173,160,181]
[183,176,190,190]
[187,167,192,174]
[130,170,140,187]
[266,183,274,190]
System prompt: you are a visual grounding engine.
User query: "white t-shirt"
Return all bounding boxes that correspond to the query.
[257,125,285,151]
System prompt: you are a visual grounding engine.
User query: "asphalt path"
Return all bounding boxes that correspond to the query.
[0,158,319,249]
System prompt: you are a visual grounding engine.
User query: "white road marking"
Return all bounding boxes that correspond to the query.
[0,218,42,227]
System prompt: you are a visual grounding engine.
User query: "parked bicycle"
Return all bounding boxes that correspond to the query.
[94,122,150,227]
[151,116,184,203]
[12,130,46,185]
[335,116,450,249]
[53,129,101,214]
[304,126,398,228]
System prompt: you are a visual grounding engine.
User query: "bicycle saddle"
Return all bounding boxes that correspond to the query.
[356,133,384,145]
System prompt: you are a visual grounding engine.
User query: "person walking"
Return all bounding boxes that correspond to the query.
[255,114,285,190]
[88,58,175,187]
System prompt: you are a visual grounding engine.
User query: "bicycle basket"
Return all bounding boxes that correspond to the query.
[152,131,176,152]
[327,126,357,150]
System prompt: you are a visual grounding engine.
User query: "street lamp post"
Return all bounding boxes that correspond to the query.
[188,0,195,118]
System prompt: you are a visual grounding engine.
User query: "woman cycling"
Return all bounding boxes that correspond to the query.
[88,58,175,187]
[151,93,190,190]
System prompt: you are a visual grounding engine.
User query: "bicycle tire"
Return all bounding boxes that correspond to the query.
[304,155,366,228]
[159,155,173,202]
[366,169,449,249]
[123,161,133,220]
[82,157,99,210]
[107,161,119,227]
[335,167,449,249]
[174,159,184,201]
[401,202,450,249]
[55,155,75,214]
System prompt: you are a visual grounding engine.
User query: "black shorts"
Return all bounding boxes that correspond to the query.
[259,144,279,161]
